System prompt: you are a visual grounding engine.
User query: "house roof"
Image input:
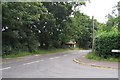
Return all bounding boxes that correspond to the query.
[66,41,76,45]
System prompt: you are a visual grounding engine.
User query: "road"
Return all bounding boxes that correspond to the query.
[2,50,118,78]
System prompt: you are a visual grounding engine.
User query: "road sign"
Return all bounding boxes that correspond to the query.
[112,49,120,53]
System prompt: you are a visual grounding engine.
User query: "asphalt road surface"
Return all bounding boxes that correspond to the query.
[2,50,118,78]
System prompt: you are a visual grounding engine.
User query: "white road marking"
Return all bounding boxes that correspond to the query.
[0,67,11,71]
[6,58,11,59]
[34,55,39,56]
[63,55,67,56]
[23,59,45,65]
[54,57,60,59]
[40,60,44,61]
[72,53,77,54]
[49,56,61,60]
[23,61,40,65]
[49,58,55,60]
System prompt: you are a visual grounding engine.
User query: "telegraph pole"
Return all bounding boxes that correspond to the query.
[118,1,120,16]
[118,1,120,31]
[92,16,94,51]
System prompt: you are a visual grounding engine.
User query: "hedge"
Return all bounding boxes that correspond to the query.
[94,31,120,58]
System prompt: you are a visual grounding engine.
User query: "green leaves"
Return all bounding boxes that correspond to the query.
[94,31,120,58]
[70,11,92,48]
[2,2,46,54]
[2,2,91,55]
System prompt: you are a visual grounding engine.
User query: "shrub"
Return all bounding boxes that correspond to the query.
[94,31,120,58]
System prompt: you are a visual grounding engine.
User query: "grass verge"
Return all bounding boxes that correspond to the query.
[2,48,70,58]
[86,51,120,62]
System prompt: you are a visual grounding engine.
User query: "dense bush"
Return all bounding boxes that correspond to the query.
[94,31,120,58]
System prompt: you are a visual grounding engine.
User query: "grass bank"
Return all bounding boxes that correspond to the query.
[86,51,120,62]
[2,48,71,58]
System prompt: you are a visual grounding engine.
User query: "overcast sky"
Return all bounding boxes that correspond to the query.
[80,0,119,23]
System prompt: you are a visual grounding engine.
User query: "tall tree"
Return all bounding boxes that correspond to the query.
[2,2,47,53]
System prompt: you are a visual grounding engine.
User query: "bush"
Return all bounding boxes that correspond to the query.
[94,31,120,58]
[86,51,120,62]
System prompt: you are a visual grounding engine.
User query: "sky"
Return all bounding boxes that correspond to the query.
[79,0,119,23]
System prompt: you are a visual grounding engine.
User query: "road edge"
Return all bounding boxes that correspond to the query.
[73,59,117,70]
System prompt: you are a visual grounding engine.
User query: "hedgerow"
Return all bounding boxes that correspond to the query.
[94,31,120,58]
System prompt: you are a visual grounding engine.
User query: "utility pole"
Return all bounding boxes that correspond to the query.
[118,1,120,16]
[92,16,94,51]
[118,1,120,31]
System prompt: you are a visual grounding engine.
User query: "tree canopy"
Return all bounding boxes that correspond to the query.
[2,2,100,55]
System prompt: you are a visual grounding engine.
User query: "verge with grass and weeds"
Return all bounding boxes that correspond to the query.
[2,47,83,59]
[86,51,120,62]
[2,48,71,58]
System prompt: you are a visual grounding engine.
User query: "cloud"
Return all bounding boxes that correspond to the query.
[80,0,119,23]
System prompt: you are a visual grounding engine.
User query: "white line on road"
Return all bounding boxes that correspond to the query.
[63,55,67,56]
[72,53,77,54]
[23,61,40,65]
[54,57,60,59]
[0,67,11,71]
[49,58,55,60]
[49,57,60,60]
[23,59,45,65]
[34,55,39,56]
[40,59,44,61]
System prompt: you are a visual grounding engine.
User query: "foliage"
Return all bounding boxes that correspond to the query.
[71,11,99,49]
[93,1,120,59]
[86,51,120,62]
[2,49,70,58]
[2,2,91,55]
[106,15,118,31]
[94,31,120,58]
[2,0,104,58]
[42,2,74,48]
[2,2,47,54]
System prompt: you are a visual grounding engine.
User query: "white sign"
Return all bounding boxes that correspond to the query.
[112,50,120,53]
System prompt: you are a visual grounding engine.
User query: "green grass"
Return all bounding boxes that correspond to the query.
[3,52,32,58]
[86,51,120,62]
[2,48,70,58]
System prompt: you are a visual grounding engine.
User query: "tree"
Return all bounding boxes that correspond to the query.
[42,2,73,48]
[2,1,89,55]
[69,11,96,48]
[2,2,47,54]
